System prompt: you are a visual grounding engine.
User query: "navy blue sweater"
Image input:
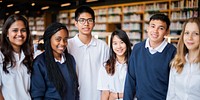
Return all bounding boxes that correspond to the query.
[31,53,79,100]
[123,40,176,100]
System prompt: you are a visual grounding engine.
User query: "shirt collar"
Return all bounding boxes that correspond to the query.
[185,53,189,62]
[54,53,65,64]
[145,38,168,53]
[74,34,97,47]
[13,51,25,62]
[116,60,127,66]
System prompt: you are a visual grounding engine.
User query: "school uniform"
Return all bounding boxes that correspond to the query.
[124,38,176,100]
[0,51,31,100]
[167,54,200,100]
[68,34,109,100]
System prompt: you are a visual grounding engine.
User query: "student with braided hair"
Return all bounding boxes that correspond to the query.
[30,22,79,100]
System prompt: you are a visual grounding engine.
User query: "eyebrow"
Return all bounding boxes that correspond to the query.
[79,18,93,19]
[150,24,165,28]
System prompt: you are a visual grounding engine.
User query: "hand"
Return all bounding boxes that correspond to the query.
[108,92,117,100]
[0,90,4,100]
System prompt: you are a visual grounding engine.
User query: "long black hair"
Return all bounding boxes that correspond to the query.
[43,22,78,98]
[105,30,132,75]
[0,14,33,73]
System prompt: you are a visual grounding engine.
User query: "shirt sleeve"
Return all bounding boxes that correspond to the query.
[0,52,4,87]
[97,66,109,91]
[30,59,46,100]
[166,67,176,100]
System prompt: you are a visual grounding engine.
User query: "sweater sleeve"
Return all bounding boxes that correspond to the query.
[30,59,46,100]
[123,48,137,100]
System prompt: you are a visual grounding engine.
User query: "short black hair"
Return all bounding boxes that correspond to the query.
[37,43,44,51]
[149,14,170,30]
[75,5,95,21]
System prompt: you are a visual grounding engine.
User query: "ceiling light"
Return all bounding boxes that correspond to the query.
[7,4,14,7]
[41,6,49,10]
[0,1,2,3]
[61,3,71,7]
[15,11,20,14]
[31,3,35,6]
[86,0,98,2]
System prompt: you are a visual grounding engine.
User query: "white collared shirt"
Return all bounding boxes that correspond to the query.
[0,51,31,100]
[54,54,65,64]
[68,34,109,100]
[97,61,127,100]
[145,38,168,54]
[167,54,200,100]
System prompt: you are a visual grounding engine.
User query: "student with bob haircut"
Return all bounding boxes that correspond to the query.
[167,17,200,100]
[0,14,33,100]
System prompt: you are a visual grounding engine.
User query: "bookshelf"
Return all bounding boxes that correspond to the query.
[0,19,3,34]
[28,16,45,36]
[56,0,199,45]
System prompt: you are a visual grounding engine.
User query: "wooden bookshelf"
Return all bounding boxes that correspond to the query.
[56,0,199,45]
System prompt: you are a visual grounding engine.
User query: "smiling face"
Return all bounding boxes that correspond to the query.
[50,29,68,59]
[147,20,168,48]
[183,22,200,53]
[7,20,27,52]
[75,12,95,36]
[112,35,127,58]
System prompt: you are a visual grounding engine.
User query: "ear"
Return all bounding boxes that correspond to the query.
[74,20,78,27]
[93,22,95,27]
[165,29,170,36]
[146,25,149,33]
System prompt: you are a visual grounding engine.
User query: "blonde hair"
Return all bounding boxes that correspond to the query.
[171,17,200,73]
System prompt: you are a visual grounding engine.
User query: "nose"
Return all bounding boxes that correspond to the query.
[84,20,89,25]
[60,40,67,45]
[154,28,158,32]
[17,30,23,36]
[116,43,121,48]
[188,33,193,40]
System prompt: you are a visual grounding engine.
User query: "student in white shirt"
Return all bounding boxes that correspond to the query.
[67,5,109,100]
[97,30,132,100]
[167,17,200,100]
[34,43,44,58]
[0,14,33,100]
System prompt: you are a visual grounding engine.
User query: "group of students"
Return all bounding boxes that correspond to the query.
[0,4,199,100]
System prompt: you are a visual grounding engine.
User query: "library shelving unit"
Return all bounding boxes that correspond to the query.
[28,16,45,36]
[0,19,3,34]
[56,0,199,45]
[169,0,199,43]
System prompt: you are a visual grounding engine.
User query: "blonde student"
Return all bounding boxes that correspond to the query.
[97,30,132,100]
[0,14,33,100]
[167,17,200,100]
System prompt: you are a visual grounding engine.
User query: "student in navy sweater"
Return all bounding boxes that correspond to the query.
[123,14,176,100]
[31,22,79,100]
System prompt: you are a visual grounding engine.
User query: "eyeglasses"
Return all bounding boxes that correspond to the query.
[77,18,94,24]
